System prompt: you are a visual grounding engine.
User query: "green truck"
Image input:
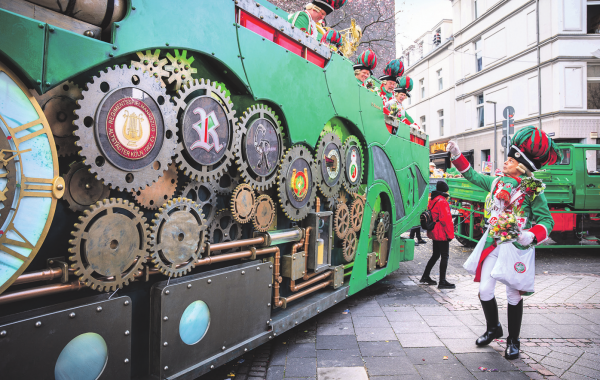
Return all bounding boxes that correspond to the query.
[0,0,429,378]
[447,144,600,248]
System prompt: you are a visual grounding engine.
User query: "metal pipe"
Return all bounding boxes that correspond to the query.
[272,247,283,308]
[302,227,314,280]
[268,227,304,245]
[290,270,332,292]
[536,0,542,130]
[209,236,265,252]
[284,280,333,304]
[13,267,64,286]
[195,246,275,266]
[0,281,85,305]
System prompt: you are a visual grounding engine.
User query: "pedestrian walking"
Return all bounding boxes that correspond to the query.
[419,181,455,289]
[409,225,426,245]
[447,126,561,360]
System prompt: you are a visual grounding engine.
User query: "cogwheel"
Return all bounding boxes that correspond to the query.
[180,180,217,226]
[132,160,178,209]
[341,136,365,194]
[33,80,82,157]
[230,183,255,224]
[342,230,358,263]
[253,194,276,232]
[314,132,344,198]
[213,164,241,194]
[131,49,170,87]
[234,104,285,191]
[277,144,318,222]
[149,197,207,277]
[334,203,350,239]
[369,209,379,236]
[379,211,391,231]
[172,78,239,183]
[376,221,386,243]
[350,196,365,232]
[208,209,243,252]
[73,65,178,192]
[164,49,198,90]
[68,198,149,292]
[63,161,111,212]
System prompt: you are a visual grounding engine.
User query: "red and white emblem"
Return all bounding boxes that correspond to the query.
[106,98,157,160]
[190,107,224,152]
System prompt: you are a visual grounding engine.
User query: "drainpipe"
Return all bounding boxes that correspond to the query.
[537,0,542,129]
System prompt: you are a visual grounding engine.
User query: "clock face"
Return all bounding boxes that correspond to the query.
[0,62,62,295]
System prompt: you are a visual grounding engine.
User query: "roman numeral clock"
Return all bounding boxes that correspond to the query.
[0,62,63,294]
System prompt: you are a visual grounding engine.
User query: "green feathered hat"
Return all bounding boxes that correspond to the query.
[508,126,563,172]
[394,76,413,97]
[313,0,347,15]
[353,49,378,75]
[379,59,405,82]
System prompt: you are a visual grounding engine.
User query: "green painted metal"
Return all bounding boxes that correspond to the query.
[324,54,363,126]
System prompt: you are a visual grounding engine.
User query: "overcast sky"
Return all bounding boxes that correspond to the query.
[395,0,453,55]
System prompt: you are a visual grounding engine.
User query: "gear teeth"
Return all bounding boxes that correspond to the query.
[277,144,317,222]
[341,136,365,194]
[315,132,344,198]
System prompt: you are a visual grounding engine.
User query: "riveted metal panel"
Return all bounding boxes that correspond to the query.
[282,252,306,280]
[325,53,363,128]
[0,295,131,380]
[150,261,272,379]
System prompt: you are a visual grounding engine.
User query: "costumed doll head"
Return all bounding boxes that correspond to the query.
[379,59,404,93]
[507,126,562,176]
[308,0,347,21]
[394,76,413,102]
[321,29,342,50]
[354,49,378,82]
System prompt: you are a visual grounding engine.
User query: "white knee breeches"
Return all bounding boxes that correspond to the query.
[478,247,523,305]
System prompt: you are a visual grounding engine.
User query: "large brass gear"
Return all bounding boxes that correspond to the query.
[172,78,239,183]
[369,209,379,236]
[253,194,276,232]
[230,183,255,224]
[180,180,217,226]
[234,104,285,191]
[149,197,207,277]
[341,136,365,194]
[73,65,179,191]
[350,196,365,232]
[68,198,149,292]
[164,49,198,90]
[277,145,318,221]
[376,221,386,243]
[314,132,344,198]
[63,161,111,212]
[32,80,82,157]
[208,209,242,251]
[342,230,358,263]
[132,160,178,210]
[334,203,350,239]
[131,49,171,87]
[380,211,391,231]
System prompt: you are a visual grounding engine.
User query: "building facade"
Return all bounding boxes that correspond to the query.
[403,0,600,172]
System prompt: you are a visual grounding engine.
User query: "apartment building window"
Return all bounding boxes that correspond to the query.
[420,79,425,99]
[589,65,600,109]
[420,116,426,132]
[476,95,484,128]
[588,5,600,34]
[474,0,480,19]
[474,39,483,72]
[437,69,443,90]
[438,110,444,136]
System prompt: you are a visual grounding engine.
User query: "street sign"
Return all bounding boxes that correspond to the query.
[503,106,515,134]
[501,135,507,148]
[547,132,555,137]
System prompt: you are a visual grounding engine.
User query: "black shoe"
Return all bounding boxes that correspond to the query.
[419,276,437,285]
[505,299,523,360]
[417,239,427,245]
[505,336,520,360]
[476,298,503,346]
[414,241,420,246]
[437,280,455,289]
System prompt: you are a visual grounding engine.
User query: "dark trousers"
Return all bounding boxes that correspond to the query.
[409,226,423,241]
[422,240,449,281]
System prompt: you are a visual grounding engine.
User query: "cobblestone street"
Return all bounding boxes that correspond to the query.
[199,236,600,380]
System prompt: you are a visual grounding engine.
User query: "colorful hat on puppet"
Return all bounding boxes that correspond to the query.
[508,126,563,172]
[394,76,413,97]
[321,29,342,47]
[313,0,347,15]
[353,49,378,75]
[379,59,405,81]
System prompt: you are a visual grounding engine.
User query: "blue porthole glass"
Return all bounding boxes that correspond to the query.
[179,300,211,345]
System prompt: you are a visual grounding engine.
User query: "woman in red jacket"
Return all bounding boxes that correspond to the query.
[420,181,455,289]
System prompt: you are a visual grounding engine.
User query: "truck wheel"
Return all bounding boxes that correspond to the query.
[453,216,477,248]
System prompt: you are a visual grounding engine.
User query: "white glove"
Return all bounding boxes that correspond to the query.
[447,140,461,156]
[517,231,535,246]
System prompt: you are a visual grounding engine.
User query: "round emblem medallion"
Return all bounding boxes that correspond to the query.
[322,143,341,185]
[346,146,362,185]
[286,157,313,208]
[245,118,280,177]
[291,169,309,201]
[106,98,157,160]
[181,96,230,166]
[514,262,526,273]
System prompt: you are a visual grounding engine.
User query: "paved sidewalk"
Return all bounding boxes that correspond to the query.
[201,238,600,380]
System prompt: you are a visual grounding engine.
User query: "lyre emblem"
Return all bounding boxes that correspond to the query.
[122,110,144,146]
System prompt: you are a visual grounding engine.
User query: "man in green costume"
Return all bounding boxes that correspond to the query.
[288,1,347,40]
[353,48,377,86]
[447,126,562,360]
